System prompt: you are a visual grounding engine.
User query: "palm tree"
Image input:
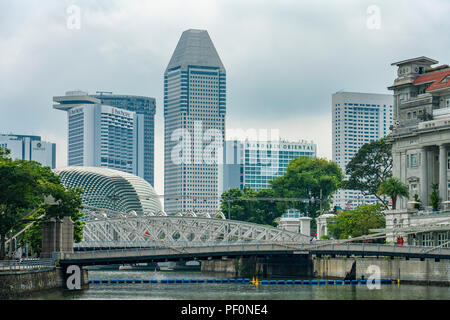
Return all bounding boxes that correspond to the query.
[377,177,409,210]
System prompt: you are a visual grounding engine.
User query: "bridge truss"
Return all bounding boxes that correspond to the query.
[78,207,311,248]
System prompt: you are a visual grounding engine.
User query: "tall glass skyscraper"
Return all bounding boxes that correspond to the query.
[164,29,226,213]
[332,91,393,210]
[90,93,156,186]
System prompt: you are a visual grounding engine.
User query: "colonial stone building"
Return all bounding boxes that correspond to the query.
[385,56,450,246]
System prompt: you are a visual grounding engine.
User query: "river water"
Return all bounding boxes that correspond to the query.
[23,269,450,300]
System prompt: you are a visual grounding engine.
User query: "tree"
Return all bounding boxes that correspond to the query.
[327,204,385,240]
[429,183,441,211]
[20,187,85,255]
[270,157,343,218]
[220,187,283,226]
[0,152,53,258]
[377,177,409,210]
[343,138,392,206]
[413,194,422,210]
[0,146,84,258]
[220,187,256,222]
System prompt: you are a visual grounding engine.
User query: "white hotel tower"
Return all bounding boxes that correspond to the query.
[332,91,393,210]
[164,29,226,214]
[53,91,145,178]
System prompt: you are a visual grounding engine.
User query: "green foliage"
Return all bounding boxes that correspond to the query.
[377,177,409,210]
[343,138,392,206]
[20,188,85,254]
[413,194,422,210]
[20,209,45,255]
[220,187,283,226]
[0,146,84,258]
[320,234,330,240]
[270,157,343,218]
[220,157,343,226]
[327,204,385,239]
[429,183,441,211]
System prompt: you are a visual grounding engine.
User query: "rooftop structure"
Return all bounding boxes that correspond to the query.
[54,166,162,216]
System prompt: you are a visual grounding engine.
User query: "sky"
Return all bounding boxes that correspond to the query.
[1,0,449,195]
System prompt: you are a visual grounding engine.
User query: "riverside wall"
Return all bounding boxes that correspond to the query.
[201,255,313,278]
[0,267,89,298]
[201,256,450,285]
[313,257,450,285]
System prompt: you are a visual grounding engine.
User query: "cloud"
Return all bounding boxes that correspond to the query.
[0,0,449,192]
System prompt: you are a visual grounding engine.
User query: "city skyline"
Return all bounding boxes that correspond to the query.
[1,1,449,197]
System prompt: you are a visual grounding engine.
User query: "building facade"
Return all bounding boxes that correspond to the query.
[383,56,450,246]
[0,134,56,168]
[53,91,149,181]
[221,139,317,193]
[332,91,393,209]
[90,93,156,186]
[164,29,226,214]
[277,208,312,236]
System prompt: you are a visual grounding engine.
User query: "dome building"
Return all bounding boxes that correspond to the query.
[53,166,162,215]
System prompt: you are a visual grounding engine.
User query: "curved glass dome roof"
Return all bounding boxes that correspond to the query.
[53,167,162,215]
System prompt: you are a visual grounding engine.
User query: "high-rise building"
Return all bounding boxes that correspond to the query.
[221,139,317,192]
[0,134,56,168]
[53,91,148,180]
[332,91,393,210]
[164,29,226,213]
[90,93,156,186]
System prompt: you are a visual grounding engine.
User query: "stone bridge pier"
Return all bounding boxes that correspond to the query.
[41,216,88,290]
[41,216,74,259]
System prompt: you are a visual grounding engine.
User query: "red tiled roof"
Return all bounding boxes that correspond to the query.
[413,66,450,92]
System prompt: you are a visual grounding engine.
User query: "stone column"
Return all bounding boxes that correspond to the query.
[41,218,59,259]
[392,151,401,179]
[298,217,312,237]
[439,144,447,204]
[421,147,428,207]
[61,217,74,254]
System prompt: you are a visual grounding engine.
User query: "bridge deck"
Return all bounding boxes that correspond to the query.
[60,242,450,266]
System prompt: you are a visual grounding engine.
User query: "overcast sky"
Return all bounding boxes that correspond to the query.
[1,0,449,195]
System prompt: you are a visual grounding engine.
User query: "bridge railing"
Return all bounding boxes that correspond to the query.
[62,240,450,262]
[307,242,450,256]
[74,239,450,252]
[74,239,306,250]
[0,258,54,272]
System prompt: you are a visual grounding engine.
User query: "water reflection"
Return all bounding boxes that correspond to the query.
[20,270,450,300]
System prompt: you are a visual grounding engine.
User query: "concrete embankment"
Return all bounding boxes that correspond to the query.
[0,267,89,298]
[201,256,450,285]
[201,255,313,278]
[313,257,450,285]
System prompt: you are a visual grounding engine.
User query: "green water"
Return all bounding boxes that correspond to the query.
[18,269,450,300]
